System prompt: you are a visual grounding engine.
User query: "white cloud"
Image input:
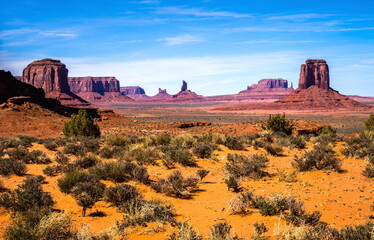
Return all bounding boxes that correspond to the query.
[157,34,205,46]
[0,28,76,38]
[267,14,335,21]
[153,6,251,18]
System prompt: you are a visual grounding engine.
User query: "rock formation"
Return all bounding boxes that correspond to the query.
[68,77,132,103]
[181,80,188,92]
[172,80,203,101]
[69,77,120,94]
[120,86,148,99]
[239,79,293,94]
[299,59,329,90]
[22,59,70,94]
[152,88,171,99]
[0,70,75,115]
[21,59,91,107]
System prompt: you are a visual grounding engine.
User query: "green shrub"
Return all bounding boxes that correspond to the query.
[170,135,197,149]
[342,133,374,159]
[63,110,100,137]
[262,114,294,136]
[55,152,69,165]
[106,136,130,147]
[292,145,342,172]
[193,142,215,159]
[164,146,197,167]
[89,161,149,183]
[0,176,54,212]
[168,221,202,240]
[365,114,374,132]
[0,157,27,176]
[263,143,283,156]
[151,170,199,198]
[74,154,100,169]
[104,184,142,207]
[224,176,240,192]
[57,170,96,194]
[225,154,269,179]
[63,143,85,156]
[122,146,161,165]
[253,222,268,237]
[289,136,306,149]
[222,136,245,150]
[362,157,374,178]
[208,221,236,240]
[196,169,210,181]
[120,198,174,227]
[71,181,105,216]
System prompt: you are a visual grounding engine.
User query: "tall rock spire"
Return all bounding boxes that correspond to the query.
[299,59,330,90]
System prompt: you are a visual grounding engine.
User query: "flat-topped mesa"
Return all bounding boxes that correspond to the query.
[22,58,70,94]
[120,86,146,95]
[68,77,120,94]
[299,59,330,90]
[238,78,294,96]
[247,78,289,90]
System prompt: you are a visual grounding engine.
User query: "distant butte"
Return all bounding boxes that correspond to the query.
[239,78,294,94]
[120,86,148,99]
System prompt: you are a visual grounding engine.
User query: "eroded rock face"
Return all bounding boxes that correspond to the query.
[181,80,188,91]
[299,59,329,90]
[239,78,294,96]
[22,58,70,94]
[120,86,146,95]
[68,77,120,94]
[158,88,167,94]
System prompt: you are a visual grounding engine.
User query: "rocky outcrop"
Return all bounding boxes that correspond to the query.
[299,59,329,90]
[120,86,146,95]
[67,77,132,103]
[0,70,77,115]
[22,58,70,94]
[181,80,188,92]
[21,59,91,107]
[68,77,120,94]
[152,88,171,99]
[239,79,294,94]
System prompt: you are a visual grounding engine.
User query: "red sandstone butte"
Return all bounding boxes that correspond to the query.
[299,59,329,90]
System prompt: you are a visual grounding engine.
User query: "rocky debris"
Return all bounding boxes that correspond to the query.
[21,58,91,107]
[299,59,329,90]
[181,80,188,91]
[239,78,294,94]
[68,77,120,94]
[178,122,212,128]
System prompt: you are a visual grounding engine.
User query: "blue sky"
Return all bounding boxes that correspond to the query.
[1,0,374,96]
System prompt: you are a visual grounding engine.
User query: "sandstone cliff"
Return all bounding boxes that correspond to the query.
[152,88,171,99]
[68,77,120,94]
[239,78,294,94]
[299,59,329,90]
[120,86,148,99]
[21,59,91,107]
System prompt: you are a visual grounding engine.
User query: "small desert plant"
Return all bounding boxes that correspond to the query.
[196,169,210,181]
[0,157,27,176]
[164,146,197,167]
[151,170,199,198]
[293,144,342,172]
[16,135,38,147]
[104,184,142,207]
[106,136,130,147]
[57,170,96,194]
[362,157,374,178]
[168,221,202,240]
[98,146,123,159]
[74,153,100,169]
[342,133,374,159]
[289,136,306,149]
[225,176,240,192]
[63,109,100,137]
[80,137,101,153]
[262,114,294,136]
[208,221,236,240]
[120,198,175,227]
[365,114,374,132]
[89,161,149,183]
[63,143,86,156]
[55,152,69,165]
[225,154,269,179]
[193,142,215,159]
[122,145,161,165]
[0,176,54,212]
[223,136,245,150]
[71,181,105,216]
[228,191,255,214]
[170,135,197,149]
[263,143,283,156]
[253,222,268,238]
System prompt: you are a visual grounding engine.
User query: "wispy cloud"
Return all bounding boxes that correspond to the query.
[130,0,160,4]
[231,26,374,33]
[119,40,144,43]
[267,13,336,21]
[319,27,374,32]
[237,40,321,44]
[0,28,76,38]
[157,34,205,46]
[153,6,251,18]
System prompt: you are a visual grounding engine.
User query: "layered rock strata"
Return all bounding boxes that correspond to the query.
[299,59,329,90]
